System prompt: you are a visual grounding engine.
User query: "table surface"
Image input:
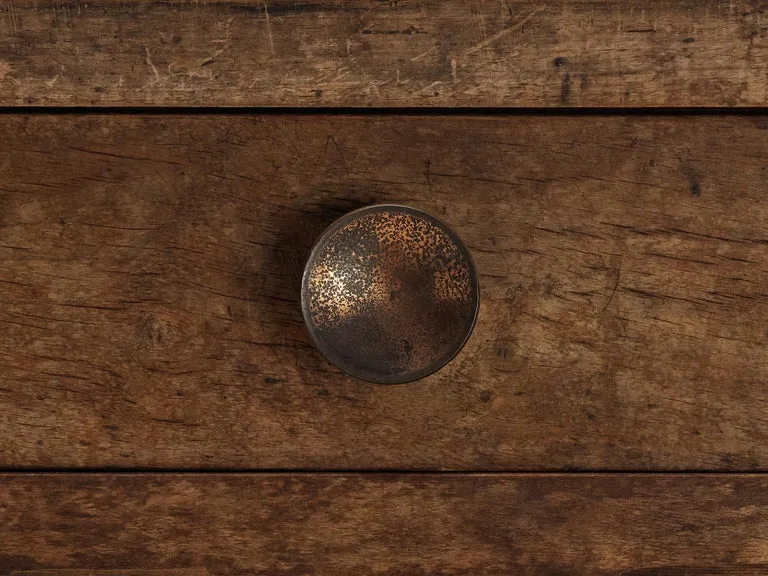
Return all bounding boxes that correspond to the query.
[1,2,767,575]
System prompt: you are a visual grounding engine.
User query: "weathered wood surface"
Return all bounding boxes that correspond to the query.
[1,0,768,107]
[1,473,768,574]
[0,114,766,470]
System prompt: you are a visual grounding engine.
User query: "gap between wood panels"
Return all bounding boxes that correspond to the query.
[1,106,768,116]
[2,469,768,475]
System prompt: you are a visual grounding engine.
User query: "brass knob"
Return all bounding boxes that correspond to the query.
[301,205,479,384]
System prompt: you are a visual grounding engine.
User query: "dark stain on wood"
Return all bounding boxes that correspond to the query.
[0,555,39,572]
[689,175,702,197]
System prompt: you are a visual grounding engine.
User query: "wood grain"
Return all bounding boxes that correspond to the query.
[1,0,768,107]
[1,473,768,574]
[0,114,766,470]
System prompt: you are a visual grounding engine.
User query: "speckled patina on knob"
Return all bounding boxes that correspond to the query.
[301,205,479,384]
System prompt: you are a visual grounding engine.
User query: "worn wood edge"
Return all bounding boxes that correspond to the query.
[1,0,767,107]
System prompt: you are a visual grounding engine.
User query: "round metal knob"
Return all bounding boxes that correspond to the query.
[301,204,479,384]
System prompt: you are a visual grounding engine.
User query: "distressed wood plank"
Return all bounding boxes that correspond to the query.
[1,474,768,574]
[0,114,766,469]
[0,0,767,107]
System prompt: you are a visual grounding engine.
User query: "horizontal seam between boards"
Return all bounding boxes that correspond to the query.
[1,469,768,476]
[0,106,768,116]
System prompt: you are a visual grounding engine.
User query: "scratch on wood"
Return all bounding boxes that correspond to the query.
[420,80,442,95]
[0,61,11,84]
[464,7,542,56]
[44,65,64,88]
[7,0,17,35]
[264,3,275,56]
[325,134,349,174]
[410,48,436,62]
[144,47,161,84]
[600,253,623,315]
[211,16,235,59]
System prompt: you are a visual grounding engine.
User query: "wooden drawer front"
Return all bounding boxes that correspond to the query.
[1,114,765,470]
